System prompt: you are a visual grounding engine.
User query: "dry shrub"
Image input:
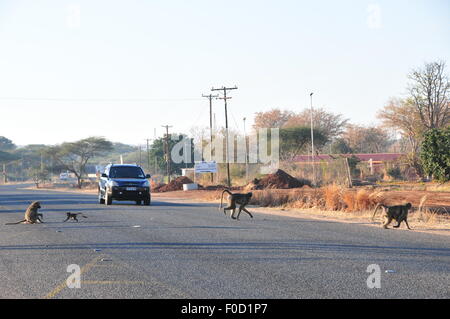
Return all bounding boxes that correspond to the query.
[355,189,372,211]
[342,191,356,211]
[323,184,344,211]
[421,208,437,224]
[244,185,381,213]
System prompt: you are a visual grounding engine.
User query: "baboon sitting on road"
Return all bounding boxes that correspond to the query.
[5,201,43,225]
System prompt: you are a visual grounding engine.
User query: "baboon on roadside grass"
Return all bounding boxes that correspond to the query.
[372,203,413,230]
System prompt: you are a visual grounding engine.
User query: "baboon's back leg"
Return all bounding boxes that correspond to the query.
[240,206,253,219]
[74,216,79,222]
[235,206,253,220]
[224,202,236,217]
[231,208,237,219]
[235,206,243,220]
[404,218,412,230]
[393,217,404,228]
[382,216,393,229]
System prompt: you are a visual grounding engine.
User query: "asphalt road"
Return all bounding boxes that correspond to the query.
[0,184,449,299]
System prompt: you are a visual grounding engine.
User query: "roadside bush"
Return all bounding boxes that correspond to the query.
[420,127,450,182]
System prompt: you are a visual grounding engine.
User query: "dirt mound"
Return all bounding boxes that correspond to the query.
[245,169,309,190]
[153,176,194,193]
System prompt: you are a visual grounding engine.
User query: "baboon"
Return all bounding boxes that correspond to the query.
[5,201,43,225]
[63,212,87,222]
[372,203,413,230]
[219,190,253,220]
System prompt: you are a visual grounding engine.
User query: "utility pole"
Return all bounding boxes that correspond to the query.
[146,139,151,173]
[203,93,219,183]
[153,128,158,176]
[211,86,238,188]
[310,92,316,186]
[243,117,249,182]
[162,125,173,183]
[2,164,6,184]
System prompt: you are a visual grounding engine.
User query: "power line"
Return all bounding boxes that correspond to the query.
[0,97,203,102]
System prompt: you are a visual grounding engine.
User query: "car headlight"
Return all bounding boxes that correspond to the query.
[109,181,119,187]
[142,180,150,187]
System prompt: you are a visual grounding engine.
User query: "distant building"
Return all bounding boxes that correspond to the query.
[293,153,404,164]
[293,153,405,178]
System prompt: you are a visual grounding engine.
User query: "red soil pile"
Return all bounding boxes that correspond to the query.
[153,176,194,193]
[246,169,309,190]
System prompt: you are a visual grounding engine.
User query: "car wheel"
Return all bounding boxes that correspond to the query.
[144,196,151,206]
[105,192,113,205]
[98,189,105,204]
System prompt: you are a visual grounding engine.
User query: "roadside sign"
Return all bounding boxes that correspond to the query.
[194,161,217,174]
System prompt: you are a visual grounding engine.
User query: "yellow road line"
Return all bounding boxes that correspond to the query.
[81,281,146,285]
[43,254,104,299]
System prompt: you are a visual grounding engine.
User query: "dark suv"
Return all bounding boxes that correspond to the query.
[98,164,151,206]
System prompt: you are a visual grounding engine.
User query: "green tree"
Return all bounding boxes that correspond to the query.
[0,150,19,163]
[46,137,113,188]
[420,127,450,182]
[330,138,353,154]
[279,127,327,161]
[149,134,194,177]
[0,136,16,151]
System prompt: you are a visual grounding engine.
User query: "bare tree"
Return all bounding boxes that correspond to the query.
[377,98,425,154]
[342,124,394,154]
[408,61,450,129]
[253,108,294,129]
[284,108,349,142]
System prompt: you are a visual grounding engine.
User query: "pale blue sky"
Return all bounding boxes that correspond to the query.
[0,0,449,145]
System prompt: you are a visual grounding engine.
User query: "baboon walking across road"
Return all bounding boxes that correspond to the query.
[220,190,253,220]
[63,212,88,222]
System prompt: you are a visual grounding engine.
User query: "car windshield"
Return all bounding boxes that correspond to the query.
[109,167,145,179]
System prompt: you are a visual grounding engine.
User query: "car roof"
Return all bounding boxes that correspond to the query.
[107,164,142,168]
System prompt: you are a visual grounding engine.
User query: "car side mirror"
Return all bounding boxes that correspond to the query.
[101,173,108,178]
[146,174,151,179]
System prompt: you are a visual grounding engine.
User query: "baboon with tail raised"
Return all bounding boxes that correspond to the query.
[219,190,253,220]
[63,212,88,222]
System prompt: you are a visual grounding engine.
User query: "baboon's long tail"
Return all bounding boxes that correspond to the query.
[219,190,233,210]
[5,219,26,225]
[371,204,384,221]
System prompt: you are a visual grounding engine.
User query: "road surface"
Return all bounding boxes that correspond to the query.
[0,184,449,299]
